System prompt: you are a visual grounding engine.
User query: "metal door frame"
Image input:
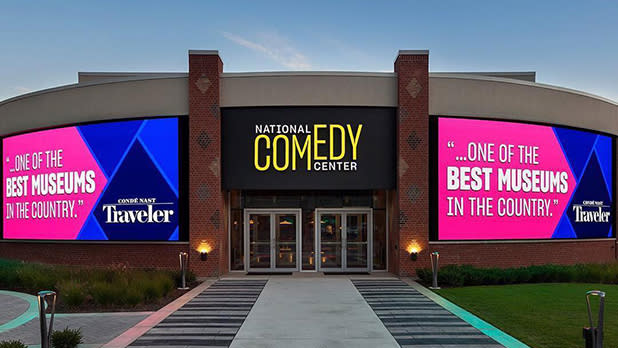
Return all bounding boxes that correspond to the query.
[244,208,302,272]
[315,208,373,272]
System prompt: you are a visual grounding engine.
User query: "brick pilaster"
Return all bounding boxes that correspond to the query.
[395,50,430,276]
[188,50,225,277]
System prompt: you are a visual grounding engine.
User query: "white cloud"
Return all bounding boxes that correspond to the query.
[222,31,311,70]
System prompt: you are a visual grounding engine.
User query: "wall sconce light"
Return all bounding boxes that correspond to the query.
[198,241,211,262]
[407,243,420,261]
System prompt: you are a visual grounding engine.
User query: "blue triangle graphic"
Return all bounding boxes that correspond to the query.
[138,118,179,194]
[567,152,613,238]
[594,135,612,199]
[168,227,179,241]
[554,127,597,180]
[552,212,576,239]
[78,120,143,177]
[76,215,108,240]
[93,141,179,241]
[609,226,614,238]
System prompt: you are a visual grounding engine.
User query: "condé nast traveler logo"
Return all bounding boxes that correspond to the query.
[103,197,174,224]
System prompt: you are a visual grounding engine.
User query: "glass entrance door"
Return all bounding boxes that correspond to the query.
[319,214,342,269]
[346,213,369,268]
[317,209,372,272]
[247,214,271,269]
[275,214,297,268]
[245,209,300,272]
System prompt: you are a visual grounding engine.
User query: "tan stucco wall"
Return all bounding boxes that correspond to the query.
[219,72,618,135]
[220,72,397,107]
[429,74,618,135]
[0,72,616,136]
[0,77,188,136]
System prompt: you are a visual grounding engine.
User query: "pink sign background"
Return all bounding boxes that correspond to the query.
[438,118,576,240]
[3,127,106,239]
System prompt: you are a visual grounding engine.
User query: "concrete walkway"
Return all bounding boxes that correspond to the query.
[230,277,399,348]
[116,276,521,347]
[0,276,524,348]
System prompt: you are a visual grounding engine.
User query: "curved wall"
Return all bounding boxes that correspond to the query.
[1,72,616,136]
[0,69,617,275]
[0,77,191,270]
[429,74,618,135]
[0,77,188,135]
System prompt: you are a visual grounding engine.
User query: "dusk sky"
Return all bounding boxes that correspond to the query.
[1,0,617,102]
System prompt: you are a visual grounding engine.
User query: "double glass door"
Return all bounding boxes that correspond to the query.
[317,209,372,272]
[244,209,300,272]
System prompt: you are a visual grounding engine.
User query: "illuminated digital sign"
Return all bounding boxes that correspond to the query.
[3,117,182,241]
[433,117,614,240]
[222,107,396,190]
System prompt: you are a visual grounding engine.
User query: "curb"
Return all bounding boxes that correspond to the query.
[101,279,216,348]
[401,278,530,348]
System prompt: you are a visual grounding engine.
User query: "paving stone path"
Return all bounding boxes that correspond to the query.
[0,293,30,326]
[0,290,149,346]
[129,279,267,347]
[352,279,505,347]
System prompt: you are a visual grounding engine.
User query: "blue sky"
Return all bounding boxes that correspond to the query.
[1,1,617,101]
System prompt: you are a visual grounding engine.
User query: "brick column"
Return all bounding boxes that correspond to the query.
[188,50,225,277]
[395,50,430,276]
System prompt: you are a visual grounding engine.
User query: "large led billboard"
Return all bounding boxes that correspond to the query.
[2,117,183,241]
[433,116,614,240]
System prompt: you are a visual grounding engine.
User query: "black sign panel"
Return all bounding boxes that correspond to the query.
[222,107,396,190]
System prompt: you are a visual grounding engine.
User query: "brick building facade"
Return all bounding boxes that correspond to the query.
[0,50,616,277]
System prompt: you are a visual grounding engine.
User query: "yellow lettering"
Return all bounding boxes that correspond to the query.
[254,135,270,171]
[272,135,289,171]
[329,124,345,160]
[347,124,362,160]
[314,124,327,160]
[293,135,311,170]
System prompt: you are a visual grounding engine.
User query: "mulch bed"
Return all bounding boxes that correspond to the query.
[4,281,199,313]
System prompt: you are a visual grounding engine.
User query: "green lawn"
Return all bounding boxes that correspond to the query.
[436,283,618,348]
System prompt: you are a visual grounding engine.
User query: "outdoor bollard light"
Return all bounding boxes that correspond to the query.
[178,252,189,290]
[38,290,56,348]
[429,251,440,290]
[583,290,605,348]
